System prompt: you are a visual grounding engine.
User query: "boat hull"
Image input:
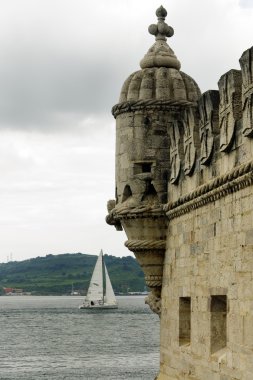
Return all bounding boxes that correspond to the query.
[79,304,118,310]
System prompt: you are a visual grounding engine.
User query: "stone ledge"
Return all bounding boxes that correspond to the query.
[112,99,195,118]
[125,239,166,251]
[164,160,253,220]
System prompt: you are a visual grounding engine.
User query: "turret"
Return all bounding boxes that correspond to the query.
[107,6,201,315]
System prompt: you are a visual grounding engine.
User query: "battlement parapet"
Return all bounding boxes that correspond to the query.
[167,46,253,204]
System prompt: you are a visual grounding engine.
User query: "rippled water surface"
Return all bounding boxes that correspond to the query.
[0,296,159,380]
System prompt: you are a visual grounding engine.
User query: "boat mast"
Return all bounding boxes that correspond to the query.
[101,250,105,304]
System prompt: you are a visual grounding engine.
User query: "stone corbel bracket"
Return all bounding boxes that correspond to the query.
[106,205,167,316]
[125,238,166,285]
[125,238,165,316]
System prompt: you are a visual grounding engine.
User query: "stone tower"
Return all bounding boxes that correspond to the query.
[107,6,253,380]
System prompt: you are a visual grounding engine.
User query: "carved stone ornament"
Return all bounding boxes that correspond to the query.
[242,94,253,137]
[182,108,197,175]
[168,121,181,183]
[145,292,161,316]
[218,70,242,152]
[140,5,181,70]
[198,90,220,165]
[239,47,253,137]
[219,111,235,152]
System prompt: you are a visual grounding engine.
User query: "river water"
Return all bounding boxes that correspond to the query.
[0,296,160,380]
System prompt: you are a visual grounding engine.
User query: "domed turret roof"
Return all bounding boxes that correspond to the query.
[119,69,200,104]
[113,6,201,117]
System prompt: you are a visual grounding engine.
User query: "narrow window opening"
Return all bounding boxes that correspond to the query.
[141,180,158,203]
[141,163,152,173]
[179,297,191,346]
[133,162,153,175]
[122,185,132,202]
[210,295,227,354]
[115,187,118,204]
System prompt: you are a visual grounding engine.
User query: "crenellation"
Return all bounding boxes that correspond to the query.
[198,90,220,166]
[240,47,253,137]
[218,69,242,153]
[168,120,181,184]
[183,107,200,176]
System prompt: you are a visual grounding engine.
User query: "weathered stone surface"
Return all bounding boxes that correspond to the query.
[106,5,253,380]
[218,70,242,152]
[198,90,220,165]
[182,107,199,175]
[168,120,181,184]
[140,5,180,70]
[239,46,253,137]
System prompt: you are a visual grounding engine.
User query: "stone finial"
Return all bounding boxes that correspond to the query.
[140,6,181,70]
[148,5,174,41]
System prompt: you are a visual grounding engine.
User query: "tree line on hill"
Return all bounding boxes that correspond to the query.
[0,252,145,295]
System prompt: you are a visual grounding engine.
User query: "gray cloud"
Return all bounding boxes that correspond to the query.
[0,46,125,130]
[1,0,252,134]
[0,0,136,131]
[239,0,253,8]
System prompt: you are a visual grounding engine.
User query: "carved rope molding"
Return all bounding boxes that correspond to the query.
[114,204,165,220]
[165,160,253,220]
[125,239,166,252]
[145,275,163,287]
[112,99,195,117]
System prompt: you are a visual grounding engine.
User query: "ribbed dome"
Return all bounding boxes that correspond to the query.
[119,67,201,104]
[113,6,201,112]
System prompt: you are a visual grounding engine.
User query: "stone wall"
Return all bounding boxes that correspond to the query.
[158,46,253,380]
[160,186,253,379]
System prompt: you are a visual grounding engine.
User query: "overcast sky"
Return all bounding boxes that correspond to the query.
[0,0,253,262]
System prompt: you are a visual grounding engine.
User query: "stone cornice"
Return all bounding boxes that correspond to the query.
[112,204,165,220]
[164,160,253,220]
[112,99,195,118]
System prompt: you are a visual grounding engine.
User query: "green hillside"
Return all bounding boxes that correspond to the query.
[0,253,145,295]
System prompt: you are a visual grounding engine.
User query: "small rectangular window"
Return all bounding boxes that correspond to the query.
[179,297,191,346]
[141,163,152,173]
[133,162,153,175]
[210,295,227,354]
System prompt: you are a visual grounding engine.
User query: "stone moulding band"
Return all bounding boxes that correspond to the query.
[116,209,165,220]
[125,239,166,251]
[145,275,163,287]
[165,160,253,220]
[112,99,195,117]
[106,205,166,230]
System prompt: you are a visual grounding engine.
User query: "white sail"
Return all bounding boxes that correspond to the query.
[79,249,118,309]
[85,250,103,302]
[104,264,117,305]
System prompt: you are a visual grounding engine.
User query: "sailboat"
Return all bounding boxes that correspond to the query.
[79,250,118,309]
[70,283,80,296]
